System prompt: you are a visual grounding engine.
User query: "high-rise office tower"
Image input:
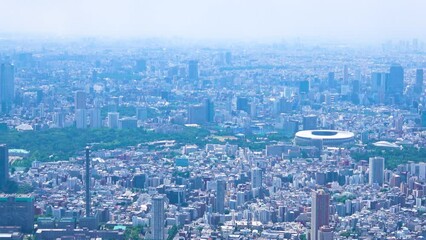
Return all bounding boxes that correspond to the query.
[0,63,15,113]
[75,91,86,110]
[415,69,424,95]
[85,147,91,217]
[188,60,199,81]
[152,195,165,240]
[0,194,35,233]
[215,179,226,214]
[369,157,385,186]
[203,98,215,123]
[107,112,120,129]
[187,104,206,125]
[387,64,404,101]
[303,115,318,130]
[251,167,263,189]
[75,109,87,129]
[89,108,102,128]
[311,189,330,240]
[0,144,8,189]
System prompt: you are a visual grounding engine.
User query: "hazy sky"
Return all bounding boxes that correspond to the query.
[0,0,425,42]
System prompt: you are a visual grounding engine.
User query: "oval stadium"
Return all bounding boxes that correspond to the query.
[295,130,355,146]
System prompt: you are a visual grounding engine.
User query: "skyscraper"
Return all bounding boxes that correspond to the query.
[89,108,102,128]
[387,64,404,102]
[0,63,15,113]
[152,195,165,240]
[415,69,424,95]
[85,147,91,217]
[0,144,8,189]
[203,98,215,123]
[251,167,262,189]
[75,91,87,110]
[369,157,385,186]
[311,189,330,240]
[188,60,199,81]
[303,115,318,130]
[215,179,226,214]
[187,104,206,125]
[108,112,120,129]
[75,109,87,129]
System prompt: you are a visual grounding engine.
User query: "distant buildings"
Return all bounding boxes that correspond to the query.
[369,157,385,186]
[311,190,330,240]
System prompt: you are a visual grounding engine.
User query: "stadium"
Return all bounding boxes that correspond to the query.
[295,130,355,146]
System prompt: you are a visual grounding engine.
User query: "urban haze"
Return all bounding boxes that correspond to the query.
[0,1,425,240]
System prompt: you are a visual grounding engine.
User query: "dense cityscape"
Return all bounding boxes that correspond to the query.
[0,37,424,240]
[0,0,426,239]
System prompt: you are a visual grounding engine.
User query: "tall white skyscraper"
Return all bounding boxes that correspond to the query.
[369,157,385,186]
[151,195,165,240]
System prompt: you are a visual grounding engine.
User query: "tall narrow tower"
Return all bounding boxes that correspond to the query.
[85,146,91,217]
[152,195,165,240]
[0,63,15,113]
[311,189,330,240]
[0,144,8,189]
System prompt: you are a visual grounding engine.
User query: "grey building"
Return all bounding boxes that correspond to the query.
[0,144,8,190]
[151,195,165,240]
[369,157,385,186]
[0,195,35,234]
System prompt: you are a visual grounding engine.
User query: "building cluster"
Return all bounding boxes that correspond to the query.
[0,39,425,239]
